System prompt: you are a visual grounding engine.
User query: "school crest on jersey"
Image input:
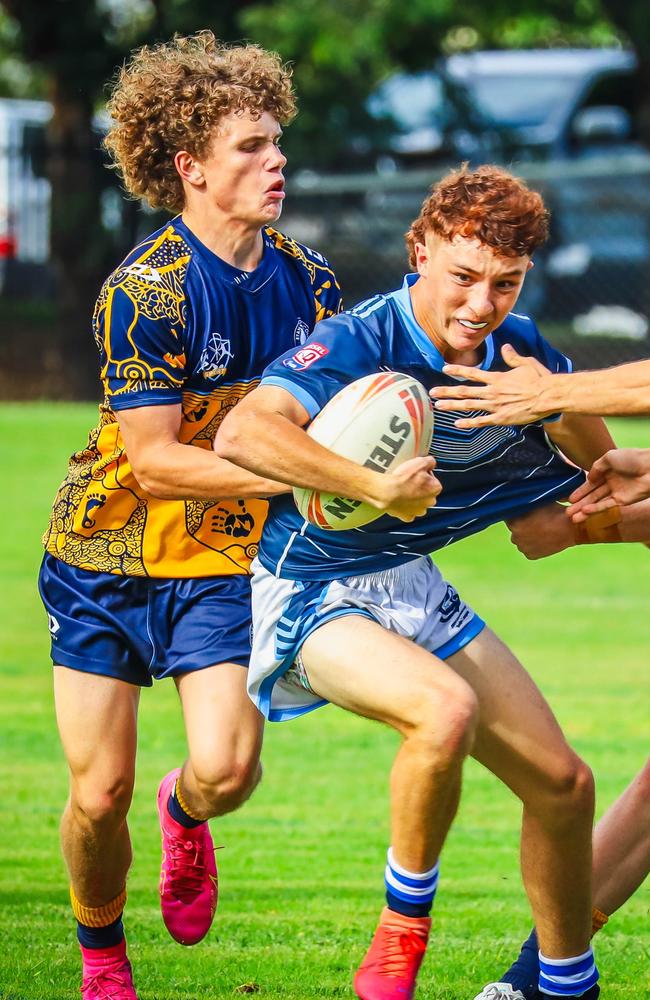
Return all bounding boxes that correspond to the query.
[198,332,234,380]
[293,318,310,345]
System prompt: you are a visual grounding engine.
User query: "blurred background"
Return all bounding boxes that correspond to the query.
[1,0,650,400]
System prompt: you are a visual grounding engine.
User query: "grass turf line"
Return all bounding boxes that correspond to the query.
[1,403,648,999]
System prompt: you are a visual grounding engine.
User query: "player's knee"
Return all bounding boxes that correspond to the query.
[193,756,262,814]
[534,753,594,822]
[558,756,594,808]
[71,774,134,829]
[407,679,478,763]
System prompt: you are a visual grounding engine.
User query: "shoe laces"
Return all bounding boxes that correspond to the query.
[82,962,133,999]
[167,834,214,902]
[478,985,525,1000]
[373,922,428,978]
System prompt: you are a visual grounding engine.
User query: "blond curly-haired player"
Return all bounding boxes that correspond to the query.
[40,31,341,999]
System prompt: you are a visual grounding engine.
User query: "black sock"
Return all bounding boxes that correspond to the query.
[385,889,432,918]
[502,927,539,997]
[167,782,203,828]
[77,915,124,950]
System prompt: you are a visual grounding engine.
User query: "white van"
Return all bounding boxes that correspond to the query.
[0,98,52,263]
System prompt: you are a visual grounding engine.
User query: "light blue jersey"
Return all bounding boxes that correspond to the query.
[259,274,582,581]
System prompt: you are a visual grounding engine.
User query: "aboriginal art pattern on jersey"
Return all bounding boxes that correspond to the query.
[43,220,341,577]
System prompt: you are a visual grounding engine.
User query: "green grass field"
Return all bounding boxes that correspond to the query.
[1,403,648,1000]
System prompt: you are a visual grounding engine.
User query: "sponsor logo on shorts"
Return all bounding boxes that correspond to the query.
[47,613,61,638]
[282,343,328,370]
[437,585,465,626]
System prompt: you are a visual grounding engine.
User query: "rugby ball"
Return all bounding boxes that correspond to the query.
[293,371,433,530]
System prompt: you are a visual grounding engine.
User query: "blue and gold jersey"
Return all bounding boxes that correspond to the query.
[43,219,341,578]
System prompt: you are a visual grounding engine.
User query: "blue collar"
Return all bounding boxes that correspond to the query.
[174,217,277,290]
[387,273,495,371]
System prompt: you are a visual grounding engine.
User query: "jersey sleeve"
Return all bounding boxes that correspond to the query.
[95,266,189,411]
[313,257,343,322]
[502,316,573,376]
[261,311,382,418]
[529,322,573,375]
[505,316,572,423]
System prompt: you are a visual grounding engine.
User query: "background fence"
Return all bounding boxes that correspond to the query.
[283,154,650,370]
[2,139,650,398]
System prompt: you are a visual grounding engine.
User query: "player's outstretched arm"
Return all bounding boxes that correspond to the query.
[431,346,554,427]
[432,346,650,427]
[567,448,650,520]
[215,384,441,521]
[116,402,289,501]
[506,503,575,559]
[507,494,650,559]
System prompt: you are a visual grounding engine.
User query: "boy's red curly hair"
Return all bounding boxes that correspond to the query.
[406,164,549,267]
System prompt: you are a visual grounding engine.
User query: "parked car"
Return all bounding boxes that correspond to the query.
[363,47,642,170]
[0,99,52,264]
[286,48,650,332]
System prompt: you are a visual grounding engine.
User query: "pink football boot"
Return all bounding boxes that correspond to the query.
[157,768,218,945]
[80,939,138,1000]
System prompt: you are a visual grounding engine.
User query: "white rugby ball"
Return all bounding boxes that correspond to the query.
[293,371,433,530]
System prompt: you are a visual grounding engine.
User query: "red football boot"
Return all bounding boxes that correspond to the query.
[354,907,431,1000]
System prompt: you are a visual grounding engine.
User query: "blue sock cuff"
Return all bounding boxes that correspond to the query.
[538,947,599,996]
[384,848,439,917]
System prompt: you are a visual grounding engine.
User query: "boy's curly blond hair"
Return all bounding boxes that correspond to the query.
[104,31,296,213]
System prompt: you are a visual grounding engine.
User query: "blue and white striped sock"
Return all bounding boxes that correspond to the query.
[384,847,439,918]
[538,947,599,996]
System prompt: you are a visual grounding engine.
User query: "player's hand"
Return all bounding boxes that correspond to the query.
[430,344,553,428]
[506,502,574,559]
[567,448,650,520]
[379,457,441,522]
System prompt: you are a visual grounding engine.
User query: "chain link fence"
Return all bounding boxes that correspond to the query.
[1,122,650,397]
[283,155,650,370]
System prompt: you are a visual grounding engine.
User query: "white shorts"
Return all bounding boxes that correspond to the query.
[249,555,484,722]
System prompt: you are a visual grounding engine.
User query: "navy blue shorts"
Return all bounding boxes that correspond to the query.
[38,553,252,687]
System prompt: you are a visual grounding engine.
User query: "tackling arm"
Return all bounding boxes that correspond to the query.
[431,346,650,428]
[567,448,650,519]
[116,402,289,501]
[507,497,650,559]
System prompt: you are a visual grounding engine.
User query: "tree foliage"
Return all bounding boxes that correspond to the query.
[0,0,645,393]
